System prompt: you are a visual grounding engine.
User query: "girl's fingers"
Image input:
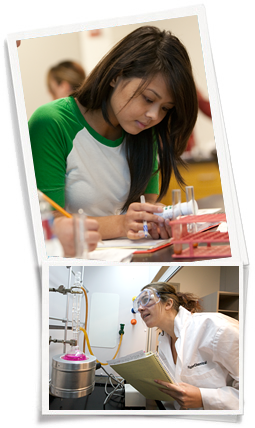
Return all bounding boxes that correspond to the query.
[133,211,165,224]
[130,202,163,212]
[139,202,163,214]
[158,222,169,239]
[164,219,172,236]
[86,218,100,231]
[127,230,145,240]
[127,202,165,225]
[149,222,160,240]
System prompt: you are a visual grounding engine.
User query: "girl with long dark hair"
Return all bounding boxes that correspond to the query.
[29,26,198,256]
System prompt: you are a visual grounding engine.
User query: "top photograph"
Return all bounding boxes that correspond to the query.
[12,13,232,263]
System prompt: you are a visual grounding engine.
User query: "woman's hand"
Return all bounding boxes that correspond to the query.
[123,202,166,240]
[154,379,203,409]
[53,216,101,257]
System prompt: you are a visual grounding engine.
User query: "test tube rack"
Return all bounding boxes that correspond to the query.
[169,213,231,259]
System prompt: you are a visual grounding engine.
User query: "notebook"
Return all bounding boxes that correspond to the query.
[107,350,176,401]
[97,237,172,251]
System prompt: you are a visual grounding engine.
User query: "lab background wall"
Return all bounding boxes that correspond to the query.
[48,265,238,379]
[49,265,160,378]
[18,15,214,155]
[172,265,239,296]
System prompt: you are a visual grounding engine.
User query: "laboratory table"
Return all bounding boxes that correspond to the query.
[131,194,226,263]
[49,378,166,411]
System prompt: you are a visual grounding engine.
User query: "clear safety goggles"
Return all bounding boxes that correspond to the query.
[133,288,160,313]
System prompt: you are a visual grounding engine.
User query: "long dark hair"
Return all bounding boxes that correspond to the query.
[142,282,202,313]
[73,26,198,212]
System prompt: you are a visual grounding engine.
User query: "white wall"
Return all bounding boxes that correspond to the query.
[18,15,214,152]
[49,265,160,378]
[18,32,82,119]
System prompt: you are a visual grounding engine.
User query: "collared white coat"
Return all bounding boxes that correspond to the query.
[158,306,239,410]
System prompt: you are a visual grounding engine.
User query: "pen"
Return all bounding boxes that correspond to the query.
[140,195,148,238]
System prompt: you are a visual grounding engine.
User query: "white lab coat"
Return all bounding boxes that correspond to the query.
[158,306,239,410]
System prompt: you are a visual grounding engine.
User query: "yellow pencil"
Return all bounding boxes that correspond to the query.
[38,189,104,245]
[38,190,73,219]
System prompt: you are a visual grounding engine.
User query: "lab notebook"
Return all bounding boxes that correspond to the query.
[107,350,175,401]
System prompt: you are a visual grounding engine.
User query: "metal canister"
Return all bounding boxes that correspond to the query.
[50,354,97,398]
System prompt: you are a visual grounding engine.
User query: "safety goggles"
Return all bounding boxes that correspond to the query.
[133,288,160,313]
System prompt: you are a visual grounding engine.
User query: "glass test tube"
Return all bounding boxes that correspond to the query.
[172,189,182,255]
[73,209,88,258]
[185,186,198,247]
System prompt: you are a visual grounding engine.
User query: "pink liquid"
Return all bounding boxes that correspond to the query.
[61,352,88,361]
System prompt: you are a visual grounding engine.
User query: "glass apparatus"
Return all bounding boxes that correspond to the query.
[172,189,183,255]
[62,271,87,361]
[73,209,88,258]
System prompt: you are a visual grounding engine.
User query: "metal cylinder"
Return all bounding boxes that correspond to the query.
[50,354,97,398]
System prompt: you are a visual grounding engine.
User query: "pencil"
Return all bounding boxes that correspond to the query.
[38,189,105,245]
[38,190,73,219]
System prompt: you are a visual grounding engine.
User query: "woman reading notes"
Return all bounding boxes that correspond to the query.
[29,26,198,256]
[133,283,239,410]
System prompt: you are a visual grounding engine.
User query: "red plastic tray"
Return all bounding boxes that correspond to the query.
[172,245,231,259]
[170,213,227,224]
[169,214,231,258]
[172,230,230,244]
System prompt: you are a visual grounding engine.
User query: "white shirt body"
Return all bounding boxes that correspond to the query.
[158,306,239,410]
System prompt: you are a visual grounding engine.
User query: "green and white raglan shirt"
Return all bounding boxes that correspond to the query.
[28,96,159,216]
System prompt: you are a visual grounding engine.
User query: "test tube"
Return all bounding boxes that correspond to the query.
[172,189,182,255]
[185,186,198,247]
[73,209,88,258]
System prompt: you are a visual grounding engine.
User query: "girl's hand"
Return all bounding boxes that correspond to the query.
[53,216,101,257]
[86,218,101,251]
[149,219,172,240]
[145,199,172,239]
[124,202,165,240]
[154,380,203,409]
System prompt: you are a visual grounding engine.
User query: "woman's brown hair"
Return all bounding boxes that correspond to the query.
[73,26,198,211]
[142,281,202,313]
[47,61,86,92]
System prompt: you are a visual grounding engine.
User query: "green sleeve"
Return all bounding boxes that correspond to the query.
[28,102,71,208]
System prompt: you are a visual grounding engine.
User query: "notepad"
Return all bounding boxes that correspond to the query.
[107,350,176,401]
[97,237,172,250]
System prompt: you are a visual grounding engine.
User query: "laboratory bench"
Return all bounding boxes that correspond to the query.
[49,377,166,411]
[45,190,226,262]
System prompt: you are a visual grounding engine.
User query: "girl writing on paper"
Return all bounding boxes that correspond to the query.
[134,282,239,410]
[28,26,198,257]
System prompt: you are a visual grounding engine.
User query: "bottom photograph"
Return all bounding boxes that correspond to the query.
[43,264,241,415]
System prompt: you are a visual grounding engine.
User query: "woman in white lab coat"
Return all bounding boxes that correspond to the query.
[134,282,239,410]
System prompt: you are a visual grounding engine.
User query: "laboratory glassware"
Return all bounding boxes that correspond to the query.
[73,209,88,258]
